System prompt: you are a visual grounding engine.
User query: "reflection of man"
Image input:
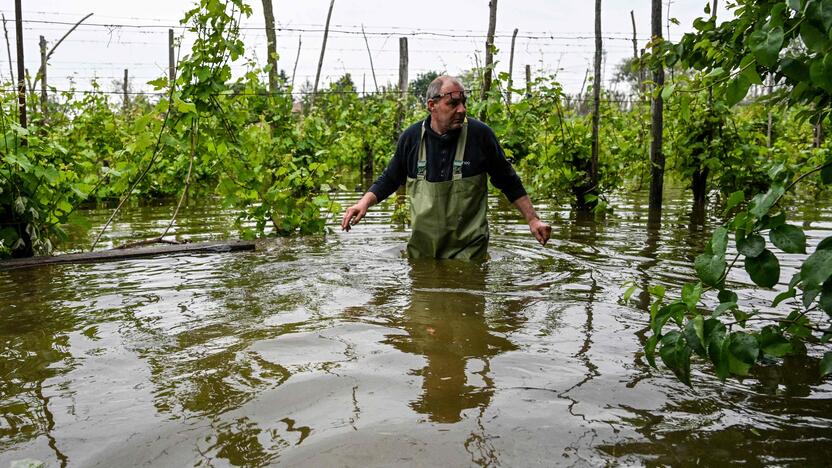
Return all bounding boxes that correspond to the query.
[341,75,551,260]
[384,259,518,423]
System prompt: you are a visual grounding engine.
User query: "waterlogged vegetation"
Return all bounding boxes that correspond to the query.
[0,0,830,391]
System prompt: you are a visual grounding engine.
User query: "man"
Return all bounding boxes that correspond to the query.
[341,75,551,260]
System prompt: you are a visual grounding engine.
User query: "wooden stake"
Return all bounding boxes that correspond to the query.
[261,0,278,95]
[590,0,602,193]
[123,69,129,113]
[480,0,498,121]
[507,27,518,105]
[39,35,46,120]
[169,28,175,84]
[312,0,335,103]
[525,64,531,98]
[2,14,12,83]
[649,0,665,215]
[361,24,378,93]
[291,35,301,87]
[14,0,26,132]
[395,36,408,136]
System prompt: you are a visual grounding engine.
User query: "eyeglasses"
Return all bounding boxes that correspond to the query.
[430,91,467,106]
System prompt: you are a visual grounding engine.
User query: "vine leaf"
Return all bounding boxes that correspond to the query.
[659,331,692,386]
[738,233,766,257]
[745,249,780,288]
[749,25,784,67]
[821,352,832,377]
[770,224,807,254]
[801,249,832,287]
[696,253,727,286]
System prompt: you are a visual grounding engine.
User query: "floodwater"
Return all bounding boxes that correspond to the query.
[1,190,831,466]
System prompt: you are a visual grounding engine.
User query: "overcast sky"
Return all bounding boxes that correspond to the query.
[2,1,730,98]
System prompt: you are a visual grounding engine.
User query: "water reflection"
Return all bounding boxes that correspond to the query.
[385,259,518,424]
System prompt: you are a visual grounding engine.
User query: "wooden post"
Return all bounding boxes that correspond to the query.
[2,14,12,84]
[312,0,335,103]
[506,27,518,106]
[480,0,498,121]
[123,69,129,113]
[630,10,644,94]
[361,24,378,93]
[14,0,26,131]
[39,35,46,120]
[261,0,278,95]
[589,0,601,197]
[648,0,665,215]
[395,36,408,136]
[525,64,531,98]
[291,35,301,87]
[168,28,175,84]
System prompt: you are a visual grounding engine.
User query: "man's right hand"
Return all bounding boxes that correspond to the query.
[341,193,377,231]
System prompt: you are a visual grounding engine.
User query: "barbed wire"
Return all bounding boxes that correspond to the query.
[0,86,642,103]
[6,18,653,41]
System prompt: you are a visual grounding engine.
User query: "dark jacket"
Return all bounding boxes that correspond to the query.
[368,116,527,203]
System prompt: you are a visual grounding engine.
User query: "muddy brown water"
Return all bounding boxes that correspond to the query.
[1,191,831,466]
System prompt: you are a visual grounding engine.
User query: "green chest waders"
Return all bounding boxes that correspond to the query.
[405,119,489,260]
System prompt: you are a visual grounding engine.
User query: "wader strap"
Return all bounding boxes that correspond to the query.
[452,120,468,181]
[417,118,468,181]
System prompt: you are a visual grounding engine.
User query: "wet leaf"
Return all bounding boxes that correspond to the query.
[770,224,807,254]
[821,352,832,377]
[695,252,726,286]
[801,249,832,287]
[738,233,766,257]
[660,331,692,386]
[745,249,780,288]
[682,282,703,311]
[758,326,793,357]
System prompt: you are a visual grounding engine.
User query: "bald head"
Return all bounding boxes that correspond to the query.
[425,75,464,104]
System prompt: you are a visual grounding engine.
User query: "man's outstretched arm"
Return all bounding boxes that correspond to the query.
[341,192,379,231]
[512,195,552,246]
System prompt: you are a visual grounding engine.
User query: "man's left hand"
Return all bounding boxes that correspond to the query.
[529,218,552,246]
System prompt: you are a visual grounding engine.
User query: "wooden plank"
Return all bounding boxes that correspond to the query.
[0,240,256,271]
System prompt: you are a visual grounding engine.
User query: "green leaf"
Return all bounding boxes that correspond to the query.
[723,190,745,214]
[67,212,92,230]
[758,326,794,357]
[821,157,832,185]
[683,315,707,356]
[770,224,807,254]
[750,185,785,218]
[652,302,686,335]
[799,22,829,54]
[819,278,832,317]
[817,236,832,251]
[695,253,727,286]
[772,288,796,307]
[659,331,692,386]
[622,282,638,302]
[645,334,659,368]
[712,301,738,318]
[661,83,676,100]
[749,25,784,68]
[809,59,832,92]
[738,233,766,257]
[729,331,760,366]
[745,249,781,288]
[806,0,832,31]
[718,289,738,304]
[724,74,752,106]
[779,57,811,82]
[147,77,168,89]
[710,226,729,255]
[822,352,832,377]
[682,282,703,312]
[801,249,832,287]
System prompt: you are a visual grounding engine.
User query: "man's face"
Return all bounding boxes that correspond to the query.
[427,81,467,134]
